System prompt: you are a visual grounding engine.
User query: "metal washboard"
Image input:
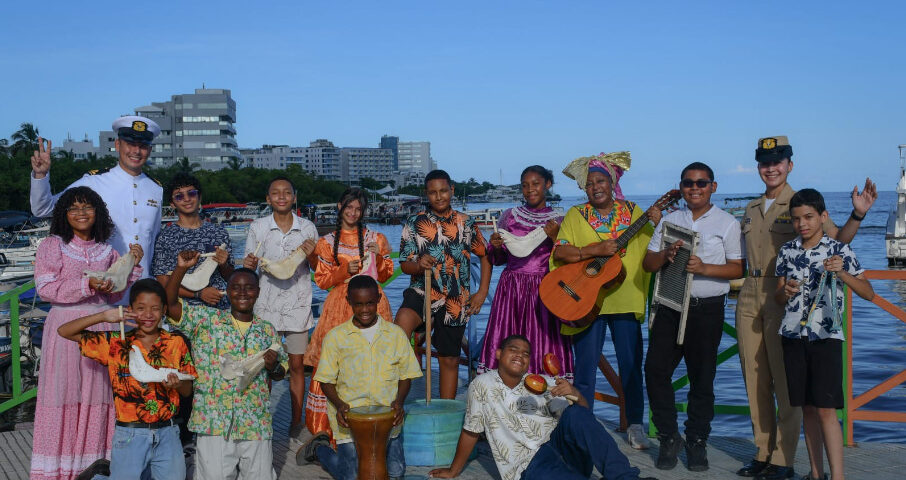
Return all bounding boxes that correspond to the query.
[649,222,700,345]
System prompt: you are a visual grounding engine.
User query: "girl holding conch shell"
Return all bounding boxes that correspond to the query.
[477,166,574,380]
[303,188,395,443]
[31,187,143,479]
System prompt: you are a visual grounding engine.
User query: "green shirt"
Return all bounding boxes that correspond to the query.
[169,300,287,440]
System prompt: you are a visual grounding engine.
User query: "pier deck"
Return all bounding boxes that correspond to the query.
[2,374,904,479]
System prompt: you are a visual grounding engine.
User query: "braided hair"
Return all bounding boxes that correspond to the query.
[333,187,369,264]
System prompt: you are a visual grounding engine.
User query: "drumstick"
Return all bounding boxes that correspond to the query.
[252,241,262,257]
[118,305,125,340]
[424,268,432,405]
[492,216,498,234]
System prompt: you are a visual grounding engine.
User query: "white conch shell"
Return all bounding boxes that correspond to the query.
[84,252,136,293]
[181,243,227,291]
[345,251,378,283]
[259,247,306,280]
[499,226,548,258]
[129,345,195,383]
[221,343,282,390]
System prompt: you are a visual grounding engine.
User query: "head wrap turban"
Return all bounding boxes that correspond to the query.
[562,151,632,201]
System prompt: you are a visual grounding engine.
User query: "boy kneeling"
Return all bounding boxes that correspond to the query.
[775,189,874,480]
[300,275,422,480]
[167,251,287,480]
[59,279,196,479]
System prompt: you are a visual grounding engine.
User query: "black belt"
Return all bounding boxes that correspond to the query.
[749,269,778,278]
[115,419,175,429]
[688,295,726,308]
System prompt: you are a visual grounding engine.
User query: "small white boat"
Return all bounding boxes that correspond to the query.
[885,145,906,266]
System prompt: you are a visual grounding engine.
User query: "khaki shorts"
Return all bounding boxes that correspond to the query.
[280,330,310,355]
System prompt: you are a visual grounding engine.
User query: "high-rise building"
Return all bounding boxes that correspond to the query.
[397,141,432,174]
[340,147,393,184]
[53,135,99,160]
[99,88,239,170]
[241,140,390,185]
[380,135,399,170]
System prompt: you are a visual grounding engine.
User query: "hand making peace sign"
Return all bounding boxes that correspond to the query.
[31,137,52,179]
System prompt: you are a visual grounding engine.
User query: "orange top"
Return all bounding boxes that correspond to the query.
[79,330,196,423]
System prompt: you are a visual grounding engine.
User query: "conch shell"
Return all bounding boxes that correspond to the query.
[180,244,226,291]
[259,246,306,280]
[84,252,136,293]
[129,345,195,383]
[221,343,282,391]
[498,227,549,258]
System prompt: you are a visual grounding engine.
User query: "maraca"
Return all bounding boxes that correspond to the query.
[542,353,578,403]
[523,374,548,395]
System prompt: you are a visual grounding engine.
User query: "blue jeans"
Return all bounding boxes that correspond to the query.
[317,434,405,480]
[522,405,641,479]
[93,424,185,480]
[573,313,645,424]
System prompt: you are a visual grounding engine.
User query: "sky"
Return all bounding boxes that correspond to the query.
[2,1,905,195]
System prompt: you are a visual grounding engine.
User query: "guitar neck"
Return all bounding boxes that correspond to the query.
[614,212,651,250]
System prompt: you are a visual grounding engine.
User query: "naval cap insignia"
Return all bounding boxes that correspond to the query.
[132,121,147,132]
[761,138,776,149]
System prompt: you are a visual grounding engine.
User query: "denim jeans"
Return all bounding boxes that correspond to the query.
[93,424,185,480]
[521,405,641,480]
[573,313,646,424]
[317,434,405,480]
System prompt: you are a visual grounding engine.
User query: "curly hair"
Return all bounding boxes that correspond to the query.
[49,186,114,243]
[167,173,202,200]
[332,188,368,264]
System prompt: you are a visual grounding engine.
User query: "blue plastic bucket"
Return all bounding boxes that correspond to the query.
[402,399,472,466]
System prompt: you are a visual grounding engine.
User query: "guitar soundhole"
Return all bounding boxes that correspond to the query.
[557,280,581,302]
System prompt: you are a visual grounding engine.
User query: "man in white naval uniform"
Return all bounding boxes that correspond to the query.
[30,115,163,284]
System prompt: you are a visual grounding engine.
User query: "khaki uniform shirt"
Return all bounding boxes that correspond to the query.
[739,184,834,317]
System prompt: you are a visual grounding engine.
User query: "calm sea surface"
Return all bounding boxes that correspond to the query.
[235,191,905,443]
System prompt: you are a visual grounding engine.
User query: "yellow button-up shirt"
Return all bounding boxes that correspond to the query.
[313,316,423,444]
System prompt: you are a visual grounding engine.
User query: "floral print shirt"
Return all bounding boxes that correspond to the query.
[399,209,487,326]
[79,329,196,423]
[463,371,569,480]
[169,301,287,440]
[151,221,232,309]
[775,235,863,341]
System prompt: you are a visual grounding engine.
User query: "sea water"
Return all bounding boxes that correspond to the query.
[229,191,904,443]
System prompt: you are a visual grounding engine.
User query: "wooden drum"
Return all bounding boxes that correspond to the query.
[346,405,395,480]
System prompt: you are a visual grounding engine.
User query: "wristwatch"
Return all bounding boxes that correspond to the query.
[194,290,201,300]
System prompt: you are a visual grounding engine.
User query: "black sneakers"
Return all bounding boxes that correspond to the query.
[655,432,684,470]
[296,432,330,465]
[685,436,709,471]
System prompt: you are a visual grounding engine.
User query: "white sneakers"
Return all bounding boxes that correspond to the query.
[627,423,652,450]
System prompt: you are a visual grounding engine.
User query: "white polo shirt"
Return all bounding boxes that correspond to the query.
[648,204,742,298]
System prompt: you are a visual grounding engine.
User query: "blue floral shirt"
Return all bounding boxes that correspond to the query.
[775,235,863,341]
[152,221,232,309]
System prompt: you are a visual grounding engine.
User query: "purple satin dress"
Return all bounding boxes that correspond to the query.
[477,206,574,378]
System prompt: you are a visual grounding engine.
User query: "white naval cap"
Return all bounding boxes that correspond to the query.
[112,115,161,145]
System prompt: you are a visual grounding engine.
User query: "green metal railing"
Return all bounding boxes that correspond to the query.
[0,280,38,414]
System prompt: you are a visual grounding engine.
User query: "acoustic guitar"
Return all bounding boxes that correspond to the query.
[540,190,681,326]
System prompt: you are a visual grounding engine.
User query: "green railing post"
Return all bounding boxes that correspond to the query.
[0,280,39,415]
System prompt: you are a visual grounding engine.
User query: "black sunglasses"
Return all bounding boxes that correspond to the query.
[173,189,199,202]
[680,179,713,189]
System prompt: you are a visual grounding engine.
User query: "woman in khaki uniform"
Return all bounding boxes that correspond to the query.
[735,136,876,480]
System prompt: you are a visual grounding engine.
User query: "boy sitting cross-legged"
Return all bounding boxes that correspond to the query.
[58,278,196,480]
[166,251,288,480]
[300,275,423,480]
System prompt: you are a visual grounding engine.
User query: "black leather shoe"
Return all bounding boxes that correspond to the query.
[738,459,769,477]
[756,464,796,480]
[655,432,684,470]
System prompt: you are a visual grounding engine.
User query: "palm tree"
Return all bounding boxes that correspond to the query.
[0,139,8,157]
[55,150,75,162]
[176,157,199,173]
[10,123,39,156]
[227,157,244,170]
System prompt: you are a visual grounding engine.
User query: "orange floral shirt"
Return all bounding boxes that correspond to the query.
[79,330,196,423]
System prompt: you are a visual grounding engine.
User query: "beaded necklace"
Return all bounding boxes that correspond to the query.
[510,205,559,228]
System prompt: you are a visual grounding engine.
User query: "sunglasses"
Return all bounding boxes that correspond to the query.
[680,179,713,189]
[173,189,199,202]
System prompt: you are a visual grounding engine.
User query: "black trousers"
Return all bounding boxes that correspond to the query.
[644,299,725,440]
